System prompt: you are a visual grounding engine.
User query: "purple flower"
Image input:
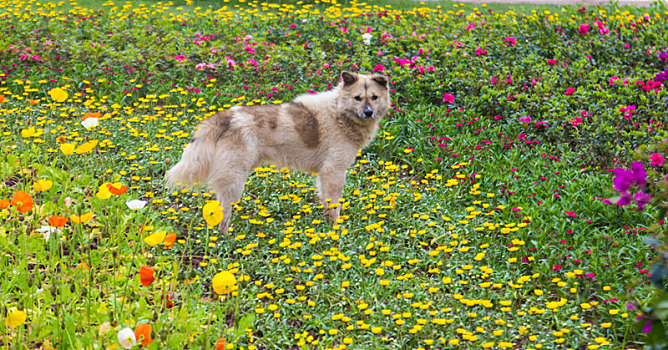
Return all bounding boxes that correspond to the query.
[634,191,651,211]
[612,168,633,192]
[630,161,647,188]
[642,320,652,334]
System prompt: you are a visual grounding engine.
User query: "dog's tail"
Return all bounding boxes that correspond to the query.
[165,126,217,187]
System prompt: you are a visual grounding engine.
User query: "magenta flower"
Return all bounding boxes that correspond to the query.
[650,153,664,166]
[642,320,652,334]
[442,93,455,104]
[503,37,517,46]
[611,161,650,210]
[372,64,386,72]
[564,88,575,95]
[578,23,590,35]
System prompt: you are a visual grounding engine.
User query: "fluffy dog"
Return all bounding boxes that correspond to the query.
[165,71,391,233]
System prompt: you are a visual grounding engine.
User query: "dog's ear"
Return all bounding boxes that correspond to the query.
[341,71,358,86]
[371,74,389,89]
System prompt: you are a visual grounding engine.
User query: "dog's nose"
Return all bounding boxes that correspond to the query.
[363,108,374,118]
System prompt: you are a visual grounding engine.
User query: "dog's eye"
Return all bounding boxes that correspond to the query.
[354,96,362,101]
[371,95,378,101]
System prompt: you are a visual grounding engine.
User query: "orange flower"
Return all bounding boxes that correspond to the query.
[27,98,38,106]
[216,338,227,350]
[0,199,9,209]
[139,265,155,287]
[107,183,127,195]
[162,232,177,249]
[48,215,69,227]
[10,191,33,213]
[134,323,154,346]
[0,95,4,103]
[82,112,101,121]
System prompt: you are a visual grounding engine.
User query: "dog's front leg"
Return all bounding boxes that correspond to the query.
[317,169,346,223]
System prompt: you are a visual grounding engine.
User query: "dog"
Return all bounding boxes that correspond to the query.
[165,71,391,233]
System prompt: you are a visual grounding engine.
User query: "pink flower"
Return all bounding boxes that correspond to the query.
[650,153,665,166]
[564,88,575,95]
[442,93,455,104]
[578,24,590,35]
[503,37,517,46]
[173,55,186,62]
[547,59,557,65]
[372,64,386,72]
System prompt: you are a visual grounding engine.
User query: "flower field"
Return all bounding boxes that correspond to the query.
[1,0,667,348]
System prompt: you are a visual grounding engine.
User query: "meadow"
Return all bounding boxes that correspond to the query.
[1,0,667,348]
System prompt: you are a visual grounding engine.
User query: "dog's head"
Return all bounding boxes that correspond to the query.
[337,71,390,122]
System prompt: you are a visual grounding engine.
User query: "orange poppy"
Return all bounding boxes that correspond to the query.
[0,95,4,103]
[162,232,177,249]
[134,323,154,346]
[215,338,227,350]
[48,215,69,227]
[10,191,33,213]
[0,199,9,209]
[139,265,155,287]
[82,112,101,121]
[107,183,127,195]
[27,98,38,106]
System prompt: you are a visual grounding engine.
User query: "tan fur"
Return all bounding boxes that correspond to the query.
[165,71,391,233]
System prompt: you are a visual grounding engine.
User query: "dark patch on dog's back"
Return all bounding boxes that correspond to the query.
[287,102,320,148]
[250,105,279,130]
[211,111,232,141]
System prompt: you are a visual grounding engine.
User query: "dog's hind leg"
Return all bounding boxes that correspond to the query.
[317,168,347,223]
[208,156,253,235]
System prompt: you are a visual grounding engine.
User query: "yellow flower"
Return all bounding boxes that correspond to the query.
[70,212,94,224]
[203,200,224,228]
[21,126,43,138]
[5,308,27,329]
[96,183,113,199]
[75,140,98,154]
[212,270,237,295]
[33,179,53,192]
[60,143,76,155]
[144,230,167,246]
[49,87,69,102]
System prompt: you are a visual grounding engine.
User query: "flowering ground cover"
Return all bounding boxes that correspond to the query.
[1,0,667,348]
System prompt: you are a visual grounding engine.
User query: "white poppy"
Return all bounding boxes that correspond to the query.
[126,199,147,210]
[36,226,59,241]
[117,327,136,349]
[81,117,99,130]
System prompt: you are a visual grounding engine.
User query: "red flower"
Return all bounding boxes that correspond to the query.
[139,265,156,287]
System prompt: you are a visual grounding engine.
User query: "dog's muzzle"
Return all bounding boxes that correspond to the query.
[363,107,374,119]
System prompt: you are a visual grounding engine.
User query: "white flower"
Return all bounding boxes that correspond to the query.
[36,226,59,241]
[126,199,147,210]
[117,327,136,349]
[362,33,373,45]
[81,117,99,130]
